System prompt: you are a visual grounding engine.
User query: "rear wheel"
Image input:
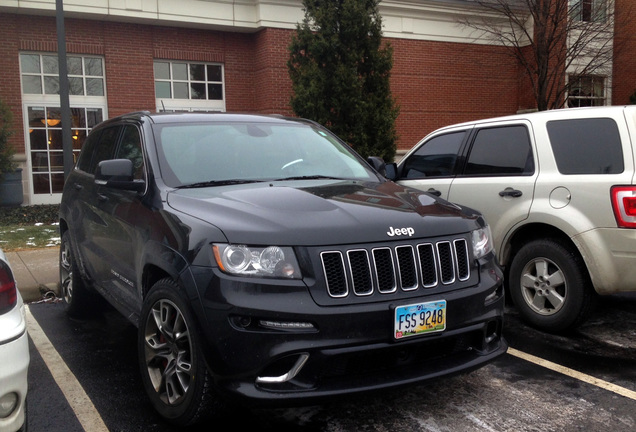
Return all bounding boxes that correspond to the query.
[138,279,222,426]
[508,238,596,333]
[59,231,97,317]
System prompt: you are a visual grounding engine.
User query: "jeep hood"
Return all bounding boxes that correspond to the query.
[166,180,481,246]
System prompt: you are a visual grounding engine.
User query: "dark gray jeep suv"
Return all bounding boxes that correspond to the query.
[59,111,506,426]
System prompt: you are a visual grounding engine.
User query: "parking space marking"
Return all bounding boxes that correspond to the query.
[508,347,636,400]
[25,305,109,432]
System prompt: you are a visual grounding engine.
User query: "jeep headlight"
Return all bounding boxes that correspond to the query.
[472,225,494,260]
[213,244,301,279]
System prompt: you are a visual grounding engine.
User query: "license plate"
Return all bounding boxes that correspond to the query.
[394,300,446,339]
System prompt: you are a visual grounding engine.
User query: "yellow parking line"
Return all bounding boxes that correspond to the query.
[25,305,109,432]
[508,347,636,401]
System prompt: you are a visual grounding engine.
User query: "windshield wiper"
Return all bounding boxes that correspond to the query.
[272,175,345,181]
[177,179,264,189]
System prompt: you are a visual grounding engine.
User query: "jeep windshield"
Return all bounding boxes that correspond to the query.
[153,120,380,188]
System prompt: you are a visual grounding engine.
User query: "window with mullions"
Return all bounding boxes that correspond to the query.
[20,53,105,96]
[567,75,607,107]
[154,61,224,106]
[570,0,607,23]
[27,106,104,194]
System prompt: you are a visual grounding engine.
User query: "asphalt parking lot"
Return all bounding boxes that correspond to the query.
[9,247,636,431]
[23,296,636,431]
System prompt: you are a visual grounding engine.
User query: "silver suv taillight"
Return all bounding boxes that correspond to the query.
[0,261,17,314]
[611,186,636,228]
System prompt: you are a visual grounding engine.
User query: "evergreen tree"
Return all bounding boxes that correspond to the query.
[0,98,16,180]
[288,0,399,161]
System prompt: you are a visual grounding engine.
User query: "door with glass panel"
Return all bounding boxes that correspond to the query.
[26,106,104,202]
[19,52,107,204]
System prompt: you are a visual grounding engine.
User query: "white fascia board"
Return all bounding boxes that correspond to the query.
[380,0,530,45]
[0,0,521,43]
[249,1,305,30]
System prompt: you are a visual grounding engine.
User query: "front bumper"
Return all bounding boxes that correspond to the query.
[187,256,506,405]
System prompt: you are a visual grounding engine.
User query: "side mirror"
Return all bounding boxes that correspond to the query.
[384,162,397,180]
[95,159,145,192]
[367,156,398,180]
[367,156,387,176]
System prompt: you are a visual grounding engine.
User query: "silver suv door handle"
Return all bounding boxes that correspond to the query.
[427,188,442,197]
[499,188,523,198]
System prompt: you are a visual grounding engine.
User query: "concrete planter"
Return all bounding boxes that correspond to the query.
[0,168,24,207]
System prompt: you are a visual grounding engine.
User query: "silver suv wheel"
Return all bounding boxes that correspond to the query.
[509,238,595,333]
[519,257,566,316]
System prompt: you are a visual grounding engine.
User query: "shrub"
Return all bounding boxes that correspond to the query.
[0,98,17,180]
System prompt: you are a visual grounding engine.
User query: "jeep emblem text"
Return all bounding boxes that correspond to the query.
[387,226,415,237]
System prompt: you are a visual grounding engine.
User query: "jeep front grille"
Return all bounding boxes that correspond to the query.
[321,239,470,298]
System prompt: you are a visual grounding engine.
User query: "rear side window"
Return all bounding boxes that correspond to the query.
[547,118,624,174]
[463,125,534,176]
[401,131,466,179]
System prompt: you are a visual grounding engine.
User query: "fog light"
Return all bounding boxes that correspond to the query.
[0,392,18,418]
[485,289,498,303]
[485,320,499,344]
[259,320,315,331]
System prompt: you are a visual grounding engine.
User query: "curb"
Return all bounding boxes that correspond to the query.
[5,247,61,303]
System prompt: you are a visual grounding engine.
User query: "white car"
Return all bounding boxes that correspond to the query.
[0,249,28,432]
[391,106,636,333]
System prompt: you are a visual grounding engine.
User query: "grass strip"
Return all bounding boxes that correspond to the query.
[0,223,61,251]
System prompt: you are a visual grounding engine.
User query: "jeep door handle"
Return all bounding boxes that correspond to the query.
[499,188,523,198]
[427,188,442,197]
[73,183,83,191]
[97,193,108,202]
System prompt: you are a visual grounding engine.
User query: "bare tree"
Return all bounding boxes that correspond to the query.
[459,0,625,111]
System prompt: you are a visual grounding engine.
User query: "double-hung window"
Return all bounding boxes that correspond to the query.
[567,75,607,107]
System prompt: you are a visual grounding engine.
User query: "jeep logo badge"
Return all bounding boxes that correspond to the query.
[387,226,415,237]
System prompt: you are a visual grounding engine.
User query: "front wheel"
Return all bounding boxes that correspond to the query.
[508,239,596,333]
[138,279,222,426]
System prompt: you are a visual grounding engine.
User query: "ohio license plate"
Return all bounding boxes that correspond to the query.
[394,300,446,339]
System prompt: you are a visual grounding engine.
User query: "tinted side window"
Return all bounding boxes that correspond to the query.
[116,125,145,180]
[76,129,103,173]
[463,125,534,176]
[547,118,623,174]
[86,126,121,174]
[401,131,466,179]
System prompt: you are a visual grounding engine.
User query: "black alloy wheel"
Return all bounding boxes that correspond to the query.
[138,278,221,426]
[59,231,97,317]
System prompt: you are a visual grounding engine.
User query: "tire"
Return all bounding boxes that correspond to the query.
[138,278,222,426]
[508,238,596,333]
[59,231,98,317]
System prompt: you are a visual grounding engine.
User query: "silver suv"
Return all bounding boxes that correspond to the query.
[390,106,636,333]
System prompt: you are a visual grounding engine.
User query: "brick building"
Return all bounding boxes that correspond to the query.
[0,0,633,205]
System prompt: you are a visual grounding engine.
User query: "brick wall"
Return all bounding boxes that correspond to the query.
[0,12,537,156]
[253,29,295,115]
[248,30,523,149]
[389,38,520,149]
[613,0,636,104]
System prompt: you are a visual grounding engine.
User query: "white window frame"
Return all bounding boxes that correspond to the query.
[154,60,226,112]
